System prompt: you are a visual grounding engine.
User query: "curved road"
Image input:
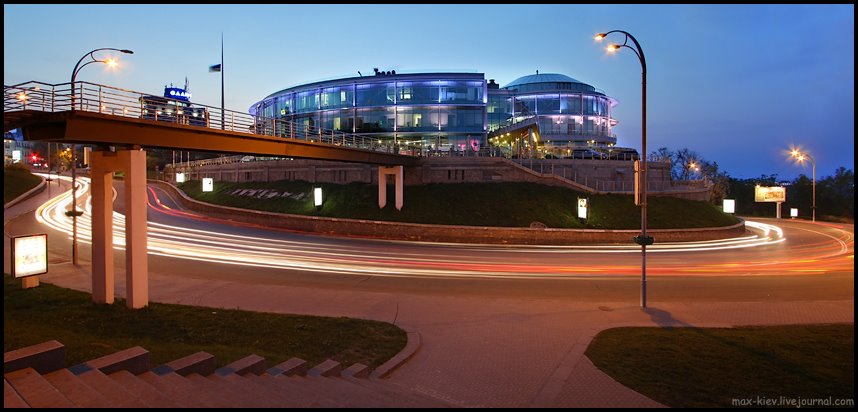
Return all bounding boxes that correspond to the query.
[5,175,854,408]
[16,175,855,302]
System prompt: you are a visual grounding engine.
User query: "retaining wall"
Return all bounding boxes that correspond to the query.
[153,180,745,245]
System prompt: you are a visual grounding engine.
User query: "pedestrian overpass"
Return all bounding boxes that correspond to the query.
[4,80,416,309]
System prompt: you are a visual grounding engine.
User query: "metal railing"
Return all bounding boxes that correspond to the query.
[4,80,422,156]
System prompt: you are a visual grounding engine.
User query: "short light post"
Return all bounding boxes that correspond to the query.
[789,148,816,222]
[595,30,651,309]
[68,48,133,265]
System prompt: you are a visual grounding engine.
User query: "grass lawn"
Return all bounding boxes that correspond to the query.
[4,164,42,204]
[178,180,739,229]
[585,325,854,408]
[4,275,406,370]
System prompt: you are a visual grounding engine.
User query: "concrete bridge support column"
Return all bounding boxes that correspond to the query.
[90,148,149,309]
[378,166,404,210]
[90,151,115,305]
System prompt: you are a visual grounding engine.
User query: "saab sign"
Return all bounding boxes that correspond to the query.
[165,87,192,102]
[754,186,786,203]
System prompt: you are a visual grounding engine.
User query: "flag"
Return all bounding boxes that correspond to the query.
[209,64,221,72]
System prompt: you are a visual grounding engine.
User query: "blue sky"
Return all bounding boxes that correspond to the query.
[4,4,854,179]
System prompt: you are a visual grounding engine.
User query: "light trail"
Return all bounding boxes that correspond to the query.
[32,174,852,279]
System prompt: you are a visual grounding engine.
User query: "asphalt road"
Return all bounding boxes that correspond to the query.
[7,176,854,303]
[4,175,854,407]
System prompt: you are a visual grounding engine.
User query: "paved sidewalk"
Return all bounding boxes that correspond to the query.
[5,184,854,408]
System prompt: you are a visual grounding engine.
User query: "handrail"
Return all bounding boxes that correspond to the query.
[4,80,421,157]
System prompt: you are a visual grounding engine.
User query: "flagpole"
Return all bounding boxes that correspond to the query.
[220,33,225,130]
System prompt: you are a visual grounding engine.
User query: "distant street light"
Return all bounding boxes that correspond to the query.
[595,30,651,309]
[789,148,816,222]
[68,48,133,265]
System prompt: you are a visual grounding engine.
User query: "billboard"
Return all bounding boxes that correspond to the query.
[754,186,786,203]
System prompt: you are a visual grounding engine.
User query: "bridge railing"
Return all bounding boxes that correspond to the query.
[4,80,420,156]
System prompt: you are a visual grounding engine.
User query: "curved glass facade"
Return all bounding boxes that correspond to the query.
[488,73,619,153]
[251,71,620,157]
[250,73,487,155]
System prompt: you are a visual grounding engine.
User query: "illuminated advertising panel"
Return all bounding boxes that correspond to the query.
[754,186,786,203]
[723,199,735,214]
[12,234,48,278]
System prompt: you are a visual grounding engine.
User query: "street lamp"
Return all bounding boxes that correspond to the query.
[789,148,816,222]
[595,30,651,309]
[69,48,133,265]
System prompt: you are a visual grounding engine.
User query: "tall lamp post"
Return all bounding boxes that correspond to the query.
[69,48,133,265]
[595,30,652,309]
[790,148,816,222]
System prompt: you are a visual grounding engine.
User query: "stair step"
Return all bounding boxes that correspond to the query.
[41,369,109,408]
[4,340,65,374]
[4,367,75,408]
[107,370,180,408]
[245,373,342,408]
[194,373,282,408]
[4,378,30,408]
[153,351,215,376]
[307,359,341,377]
[137,371,224,408]
[342,362,370,378]
[221,373,311,407]
[216,354,266,376]
[76,368,154,407]
[69,346,149,376]
[185,373,250,408]
[206,373,290,407]
[266,357,308,376]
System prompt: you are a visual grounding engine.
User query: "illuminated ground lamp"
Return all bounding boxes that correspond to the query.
[723,199,735,214]
[313,187,323,210]
[578,197,589,219]
[202,178,214,192]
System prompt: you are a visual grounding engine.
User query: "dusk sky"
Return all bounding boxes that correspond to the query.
[4,4,853,180]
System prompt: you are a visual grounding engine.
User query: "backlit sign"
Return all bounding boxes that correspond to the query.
[202,178,213,192]
[723,199,735,214]
[754,186,786,203]
[577,197,589,219]
[165,87,192,102]
[12,234,48,278]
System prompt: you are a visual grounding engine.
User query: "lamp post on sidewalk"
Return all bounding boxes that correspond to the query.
[595,30,651,309]
[790,148,816,222]
[69,48,133,265]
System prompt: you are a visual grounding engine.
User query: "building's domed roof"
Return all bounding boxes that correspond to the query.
[504,73,589,89]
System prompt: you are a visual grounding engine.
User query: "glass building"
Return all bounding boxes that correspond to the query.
[250,71,620,157]
[250,71,486,155]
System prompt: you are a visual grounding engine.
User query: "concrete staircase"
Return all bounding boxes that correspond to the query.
[4,340,449,408]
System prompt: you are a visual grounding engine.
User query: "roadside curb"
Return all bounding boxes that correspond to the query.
[370,331,421,379]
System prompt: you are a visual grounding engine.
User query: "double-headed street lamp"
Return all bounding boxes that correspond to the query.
[68,48,133,265]
[789,148,816,222]
[595,30,651,309]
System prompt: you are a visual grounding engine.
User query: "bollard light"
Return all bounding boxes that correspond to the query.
[313,187,323,209]
[577,197,589,219]
[723,199,735,214]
